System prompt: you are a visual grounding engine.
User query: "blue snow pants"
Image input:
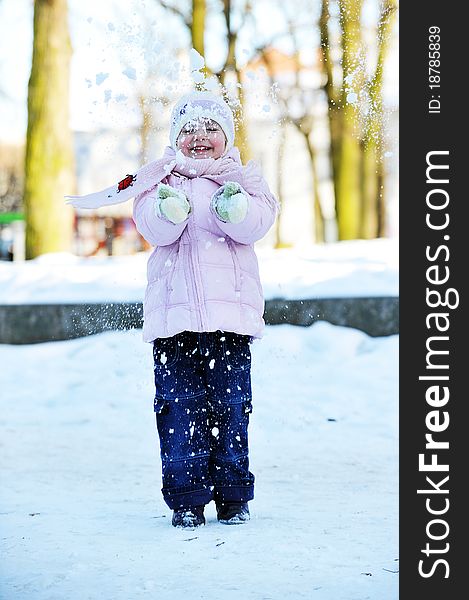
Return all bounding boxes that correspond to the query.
[153,330,255,510]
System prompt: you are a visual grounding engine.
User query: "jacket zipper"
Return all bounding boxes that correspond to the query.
[183,180,207,330]
[227,238,242,293]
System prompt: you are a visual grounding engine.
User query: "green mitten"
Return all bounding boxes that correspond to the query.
[156,183,191,224]
[212,182,249,224]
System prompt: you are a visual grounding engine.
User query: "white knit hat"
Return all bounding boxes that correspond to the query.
[169,91,235,152]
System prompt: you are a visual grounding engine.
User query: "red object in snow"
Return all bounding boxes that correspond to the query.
[117,174,137,193]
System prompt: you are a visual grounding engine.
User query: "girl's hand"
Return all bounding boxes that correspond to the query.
[211,182,249,224]
[155,183,191,224]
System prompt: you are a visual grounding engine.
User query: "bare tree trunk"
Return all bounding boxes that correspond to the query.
[359,139,378,238]
[319,0,341,222]
[24,0,75,259]
[376,161,386,237]
[274,120,287,248]
[335,0,364,240]
[219,0,252,162]
[233,72,252,163]
[302,130,325,243]
[139,94,152,166]
[361,0,398,238]
[191,0,206,57]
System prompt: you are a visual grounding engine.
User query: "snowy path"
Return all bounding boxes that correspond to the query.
[0,323,398,600]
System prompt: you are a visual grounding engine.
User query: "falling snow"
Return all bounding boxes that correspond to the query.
[192,71,205,84]
[0,0,399,581]
[95,72,109,86]
[122,67,136,80]
[189,48,205,72]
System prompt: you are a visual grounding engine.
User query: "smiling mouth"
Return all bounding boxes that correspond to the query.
[191,146,212,152]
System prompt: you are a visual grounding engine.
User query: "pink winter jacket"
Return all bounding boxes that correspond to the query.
[132,147,278,342]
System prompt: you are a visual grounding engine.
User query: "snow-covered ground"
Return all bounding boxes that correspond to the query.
[0,239,399,599]
[0,238,398,304]
[0,322,398,600]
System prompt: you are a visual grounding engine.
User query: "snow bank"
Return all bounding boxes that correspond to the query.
[0,239,398,304]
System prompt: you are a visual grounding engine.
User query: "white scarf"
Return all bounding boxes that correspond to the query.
[65,146,245,209]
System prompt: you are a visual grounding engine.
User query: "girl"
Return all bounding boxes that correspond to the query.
[66,91,279,528]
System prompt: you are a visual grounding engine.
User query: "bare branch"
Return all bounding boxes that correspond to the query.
[364,0,398,144]
[154,0,191,28]
[319,0,337,103]
[370,0,398,100]
[238,0,252,31]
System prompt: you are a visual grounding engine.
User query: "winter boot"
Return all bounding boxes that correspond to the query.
[216,501,250,524]
[172,506,205,528]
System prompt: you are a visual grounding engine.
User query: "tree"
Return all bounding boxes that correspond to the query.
[319,0,363,240]
[24,0,75,259]
[273,118,287,247]
[258,47,326,243]
[192,0,207,57]
[360,0,397,238]
[319,0,397,240]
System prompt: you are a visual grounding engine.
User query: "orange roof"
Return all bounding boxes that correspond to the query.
[243,47,313,76]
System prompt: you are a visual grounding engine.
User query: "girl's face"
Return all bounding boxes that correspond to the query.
[176,118,226,159]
